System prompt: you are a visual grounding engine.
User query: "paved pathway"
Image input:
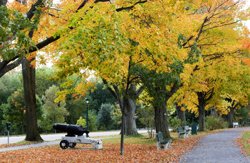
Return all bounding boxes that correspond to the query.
[0,130,126,144]
[180,128,250,163]
[0,141,59,153]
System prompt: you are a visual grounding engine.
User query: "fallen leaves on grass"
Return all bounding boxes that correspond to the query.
[0,136,201,163]
[236,138,247,157]
[236,131,250,156]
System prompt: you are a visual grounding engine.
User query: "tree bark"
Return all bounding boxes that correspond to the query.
[0,0,7,6]
[197,92,206,131]
[227,107,234,128]
[154,101,171,139]
[22,58,42,141]
[124,97,138,135]
[153,88,170,139]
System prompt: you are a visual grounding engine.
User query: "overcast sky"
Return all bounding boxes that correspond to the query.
[245,0,250,29]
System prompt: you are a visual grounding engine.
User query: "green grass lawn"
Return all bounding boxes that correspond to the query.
[103,134,156,145]
[239,131,250,155]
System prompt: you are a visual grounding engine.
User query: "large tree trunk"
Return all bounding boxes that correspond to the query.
[153,88,170,139]
[22,58,42,141]
[227,107,234,128]
[198,105,205,131]
[124,97,138,135]
[0,0,7,6]
[197,92,206,131]
[154,101,171,139]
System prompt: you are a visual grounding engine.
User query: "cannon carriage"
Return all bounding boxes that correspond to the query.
[53,123,103,150]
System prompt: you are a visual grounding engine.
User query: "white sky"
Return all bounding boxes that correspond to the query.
[245,0,250,29]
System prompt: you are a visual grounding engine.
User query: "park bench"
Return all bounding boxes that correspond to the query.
[156,132,172,150]
[184,126,191,136]
[177,126,188,138]
[233,122,239,128]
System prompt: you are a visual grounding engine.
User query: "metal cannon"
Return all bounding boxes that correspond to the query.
[53,123,102,150]
[53,123,89,137]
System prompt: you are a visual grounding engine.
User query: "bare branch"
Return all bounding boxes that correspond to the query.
[203,20,239,31]
[116,0,147,12]
[0,58,23,77]
[103,79,118,100]
[77,0,88,11]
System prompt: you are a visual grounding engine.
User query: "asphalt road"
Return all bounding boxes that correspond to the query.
[180,128,250,163]
[0,129,147,145]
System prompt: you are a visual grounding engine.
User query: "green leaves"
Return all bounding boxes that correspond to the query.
[0,6,34,61]
[177,34,187,49]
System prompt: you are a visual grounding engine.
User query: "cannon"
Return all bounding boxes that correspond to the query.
[53,123,102,150]
[53,123,89,137]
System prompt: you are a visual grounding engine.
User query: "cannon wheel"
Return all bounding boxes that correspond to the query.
[60,140,69,149]
[69,143,76,148]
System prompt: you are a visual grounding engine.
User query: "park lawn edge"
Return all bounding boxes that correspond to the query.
[0,129,222,149]
[236,130,250,156]
[0,132,211,162]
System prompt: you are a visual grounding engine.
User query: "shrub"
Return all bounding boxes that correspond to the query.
[76,116,86,127]
[205,116,227,130]
[168,117,182,131]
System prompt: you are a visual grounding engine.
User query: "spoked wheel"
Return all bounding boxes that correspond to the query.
[69,143,76,148]
[60,140,69,149]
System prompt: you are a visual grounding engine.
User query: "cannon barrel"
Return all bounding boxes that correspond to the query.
[53,123,89,137]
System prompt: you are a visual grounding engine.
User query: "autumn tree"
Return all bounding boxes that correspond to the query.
[54,1,150,138]
[172,54,250,131]
[218,58,250,127]
[0,0,92,141]
[158,0,249,132]
[53,0,187,154]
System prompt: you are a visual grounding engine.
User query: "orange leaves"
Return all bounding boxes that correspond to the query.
[7,1,30,13]
[0,136,201,162]
[242,40,250,51]
[242,58,250,67]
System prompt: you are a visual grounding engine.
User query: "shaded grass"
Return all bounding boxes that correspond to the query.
[103,134,155,145]
[103,131,209,145]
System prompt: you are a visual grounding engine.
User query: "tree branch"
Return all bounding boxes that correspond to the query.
[116,0,147,12]
[0,0,90,77]
[26,0,44,20]
[0,58,23,77]
[102,79,118,100]
[205,88,214,102]
[166,82,181,100]
[135,85,144,98]
[203,20,239,31]
[77,0,88,11]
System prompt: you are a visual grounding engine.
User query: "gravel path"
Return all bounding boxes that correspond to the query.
[180,128,250,163]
